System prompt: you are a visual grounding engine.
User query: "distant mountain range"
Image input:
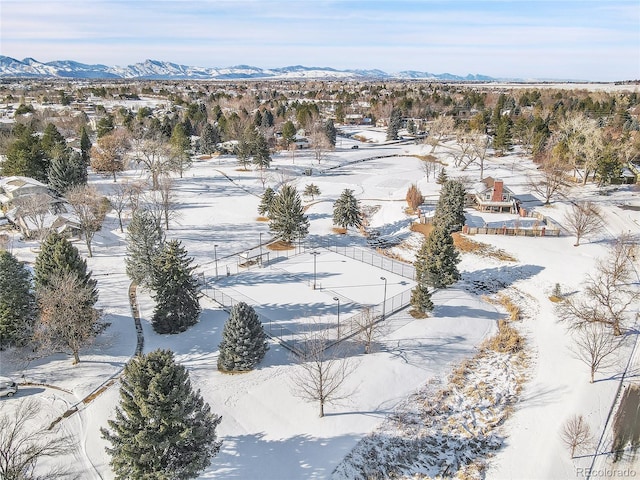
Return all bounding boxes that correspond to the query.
[0,56,497,81]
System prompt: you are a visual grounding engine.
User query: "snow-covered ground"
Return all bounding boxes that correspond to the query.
[1,127,638,479]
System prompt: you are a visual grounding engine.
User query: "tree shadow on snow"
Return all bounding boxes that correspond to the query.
[202,432,361,480]
[462,264,544,295]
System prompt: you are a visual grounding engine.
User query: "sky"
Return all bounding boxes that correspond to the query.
[0,0,639,81]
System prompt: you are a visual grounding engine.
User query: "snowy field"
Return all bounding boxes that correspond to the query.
[1,127,639,479]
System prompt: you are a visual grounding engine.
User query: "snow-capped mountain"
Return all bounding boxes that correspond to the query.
[0,56,497,81]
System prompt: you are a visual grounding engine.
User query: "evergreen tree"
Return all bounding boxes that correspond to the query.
[333,188,363,232]
[170,123,192,178]
[415,226,460,289]
[96,114,115,138]
[252,130,272,170]
[48,151,86,194]
[217,302,269,372]
[324,119,337,147]
[258,187,276,217]
[236,125,254,169]
[253,110,263,127]
[303,183,321,200]
[125,209,165,288]
[269,185,309,244]
[281,120,297,147]
[435,167,448,185]
[0,251,36,347]
[200,123,220,154]
[34,232,97,305]
[493,115,513,156]
[101,349,222,480]
[261,109,274,128]
[410,283,434,316]
[407,119,417,135]
[386,108,402,140]
[150,240,201,334]
[80,125,92,166]
[433,179,466,234]
[40,123,67,159]
[1,126,48,182]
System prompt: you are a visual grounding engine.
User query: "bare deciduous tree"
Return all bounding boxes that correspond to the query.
[528,150,570,205]
[145,176,178,230]
[557,113,603,185]
[426,115,455,154]
[310,126,330,164]
[466,133,491,180]
[558,235,638,336]
[451,130,477,169]
[132,135,173,190]
[0,399,76,479]
[420,154,438,182]
[572,323,622,383]
[560,414,593,458]
[13,193,53,240]
[353,306,386,354]
[66,184,110,257]
[563,201,604,246]
[290,328,356,417]
[125,180,147,215]
[109,182,129,233]
[35,271,101,365]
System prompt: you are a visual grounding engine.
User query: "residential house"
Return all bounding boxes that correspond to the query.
[473,177,519,214]
[0,176,80,238]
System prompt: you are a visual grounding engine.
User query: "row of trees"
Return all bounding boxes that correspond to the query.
[259,185,364,245]
[0,232,100,364]
[125,209,202,334]
[410,179,465,316]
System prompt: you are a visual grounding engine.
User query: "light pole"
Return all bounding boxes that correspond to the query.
[259,232,263,267]
[380,276,387,320]
[214,244,219,279]
[311,251,320,289]
[333,296,341,338]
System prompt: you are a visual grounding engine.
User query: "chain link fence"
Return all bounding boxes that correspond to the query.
[199,238,416,355]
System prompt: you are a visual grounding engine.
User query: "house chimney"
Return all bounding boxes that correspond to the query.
[492,179,504,202]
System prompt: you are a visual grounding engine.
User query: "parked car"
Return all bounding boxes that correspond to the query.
[0,376,18,397]
[351,145,359,149]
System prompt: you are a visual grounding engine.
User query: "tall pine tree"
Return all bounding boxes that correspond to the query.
[1,125,48,182]
[170,123,192,178]
[386,108,402,140]
[252,130,272,170]
[0,251,36,347]
[200,123,220,155]
[433,179,466,234]
[101,349,222,479]
[410,283,434,317]
[333,188,363,232]
[150,240,201,334]
[324,119,337,147]
[34,232,97,305]
[258,186,276,218]
[48,150,86,194]
[218,302,269,372]
[415,226,460,289]
[269,185,309,244]
[80,125,92,167]
[125,209,164,288]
